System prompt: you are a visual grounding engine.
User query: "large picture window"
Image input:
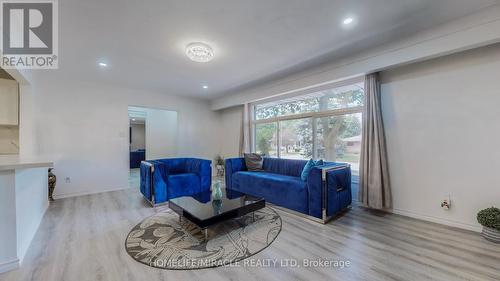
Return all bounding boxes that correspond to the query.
[252,80,364,173]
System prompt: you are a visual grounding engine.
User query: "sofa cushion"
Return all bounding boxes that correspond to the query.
[300,159,324,181]
[244,153,264,171]
[232,171,308,213]
[166,173,200,199]
[300,159,316,181]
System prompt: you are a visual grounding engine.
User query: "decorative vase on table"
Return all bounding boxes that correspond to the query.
[212,200,223,215]
[212,180,223,201]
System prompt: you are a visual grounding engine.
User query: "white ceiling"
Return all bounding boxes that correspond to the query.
[54,0,499,99]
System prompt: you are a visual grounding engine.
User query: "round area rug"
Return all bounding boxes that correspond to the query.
[125,207,281,269]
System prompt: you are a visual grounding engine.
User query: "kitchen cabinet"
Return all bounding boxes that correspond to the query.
[0,78,19,126]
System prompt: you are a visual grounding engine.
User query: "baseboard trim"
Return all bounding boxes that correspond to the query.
[391,208,481,233]
[0,259,19,274]
[53,186,130,200]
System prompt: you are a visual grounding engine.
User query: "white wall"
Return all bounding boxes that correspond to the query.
[145,109,178,159]
[30,72,220,198]
[218,106,242,159]
[380,43,500,231]
[129,123,145,151]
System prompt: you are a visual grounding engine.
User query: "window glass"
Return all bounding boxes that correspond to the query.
[321,84,364,111]
[279,118,313,160]
[254,82,364,120]
[316,113,362,173]
[252,81,364,174]
[255,123,278,157]
[255,97,318,120]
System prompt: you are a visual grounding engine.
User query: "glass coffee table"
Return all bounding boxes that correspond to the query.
[169,189,265,241]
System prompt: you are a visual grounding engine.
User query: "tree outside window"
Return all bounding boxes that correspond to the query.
[255,123,277,156]
[253,82,364,172]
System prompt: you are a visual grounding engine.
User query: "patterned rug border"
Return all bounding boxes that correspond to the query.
[124,206,282,270]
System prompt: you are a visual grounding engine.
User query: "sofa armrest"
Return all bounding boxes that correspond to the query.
[306,163,351,220]
[185,158,212,192]
[140,160,168,204]
[225,158,246,190]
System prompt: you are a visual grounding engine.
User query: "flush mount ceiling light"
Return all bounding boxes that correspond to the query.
[202,85,208,89]
[98,62,108,67]
[185,42,214,62]
[342,17,355,26]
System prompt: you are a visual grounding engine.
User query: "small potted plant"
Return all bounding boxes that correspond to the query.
[214,155,225,177]
[477,207,500,243]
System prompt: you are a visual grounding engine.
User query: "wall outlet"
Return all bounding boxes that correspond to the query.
[65,177,71,183]
[441,195,451,210]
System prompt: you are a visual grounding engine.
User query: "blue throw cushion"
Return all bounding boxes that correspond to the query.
[300,159,323,181]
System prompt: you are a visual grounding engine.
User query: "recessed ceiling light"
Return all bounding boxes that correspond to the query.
[132,118,136,121]
[202,85,208,89]
[186,42,214,63]
[98,62,108,67]
[343,17,354,25]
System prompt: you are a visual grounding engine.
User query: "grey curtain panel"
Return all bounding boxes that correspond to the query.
[359,73,392,209]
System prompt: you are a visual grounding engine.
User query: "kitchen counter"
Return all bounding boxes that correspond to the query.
[0,155,53,171]
[0,155,53,273]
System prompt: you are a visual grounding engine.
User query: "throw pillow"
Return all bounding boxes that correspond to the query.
[244,153,264,171]
[301,159,323,181]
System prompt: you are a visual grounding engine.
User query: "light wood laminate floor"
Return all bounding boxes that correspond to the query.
[1,187,500,281]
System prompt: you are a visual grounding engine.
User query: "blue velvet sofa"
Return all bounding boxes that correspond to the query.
[140,158,211,206]
[130,149,145,169]
[225,157,351,223]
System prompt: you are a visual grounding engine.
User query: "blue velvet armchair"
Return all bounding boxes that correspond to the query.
[225,157,351,223]
[140,158,212,206]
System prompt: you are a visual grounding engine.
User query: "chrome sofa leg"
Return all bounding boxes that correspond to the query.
[322,208,333,224]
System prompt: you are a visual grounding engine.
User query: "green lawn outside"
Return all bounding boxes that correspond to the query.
[336,153,360,163]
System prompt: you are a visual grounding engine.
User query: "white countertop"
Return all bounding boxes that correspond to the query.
[0,155,53,171]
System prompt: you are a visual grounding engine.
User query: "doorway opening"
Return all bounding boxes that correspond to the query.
[128,106,178,188]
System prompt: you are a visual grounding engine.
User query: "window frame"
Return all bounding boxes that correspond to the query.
[251,77,364,161]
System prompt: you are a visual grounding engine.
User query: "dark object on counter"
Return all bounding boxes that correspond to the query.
[48,168,56,201]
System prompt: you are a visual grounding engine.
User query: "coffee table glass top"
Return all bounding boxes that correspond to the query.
[168,189,264,221]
